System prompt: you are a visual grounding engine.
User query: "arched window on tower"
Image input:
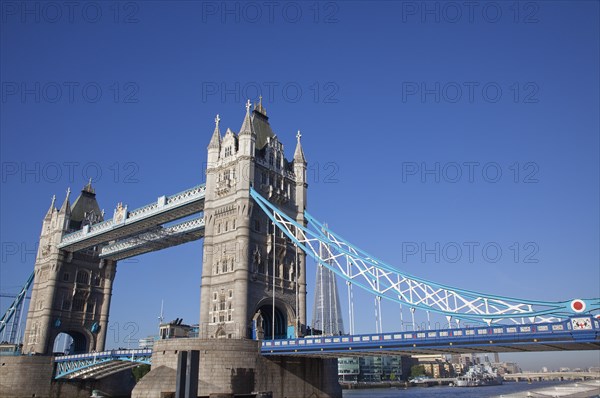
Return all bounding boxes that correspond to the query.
[76,270,90,285]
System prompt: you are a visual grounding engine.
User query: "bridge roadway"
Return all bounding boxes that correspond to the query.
[261,317,600,357]
[57,184,206,258]
[53,317,599,379]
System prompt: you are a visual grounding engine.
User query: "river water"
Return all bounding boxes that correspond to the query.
[342,381,577,398]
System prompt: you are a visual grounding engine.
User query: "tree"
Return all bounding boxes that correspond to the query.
[132,364,151,382]
[410,365,426,378]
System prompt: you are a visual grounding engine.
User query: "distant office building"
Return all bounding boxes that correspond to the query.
[138,337,156,349]
[338,356,403,382]
[413,354,456,378]
[338,357,360,382]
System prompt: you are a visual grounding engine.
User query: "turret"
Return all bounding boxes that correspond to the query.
[294,131,307,213]
[238,99,256,157]
[57,188,71,233]
[207,114,222,166]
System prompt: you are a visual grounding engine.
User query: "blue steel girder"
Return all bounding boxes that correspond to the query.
[58,185,206,252]
[250,187,600,325]
[99,216,205,261]
[0,271,33,336]
[261,316,600,357]
[54,349,152,379]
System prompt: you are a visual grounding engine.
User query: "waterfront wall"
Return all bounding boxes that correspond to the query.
[133,338,342,398]
[0,355,136,398]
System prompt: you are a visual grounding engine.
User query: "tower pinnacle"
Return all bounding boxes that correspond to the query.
[208,114,222,150]
[294,130,306,163]
[240,99,254,136]
[83,178,95,194]
[45,195,57,218]
[59,188,71,215]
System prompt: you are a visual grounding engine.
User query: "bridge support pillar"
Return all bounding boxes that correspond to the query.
[133,339,341,398]
[0,355,136,398]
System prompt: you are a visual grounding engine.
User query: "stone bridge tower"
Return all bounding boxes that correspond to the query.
[200,100,308,339]
[22,182,116,354]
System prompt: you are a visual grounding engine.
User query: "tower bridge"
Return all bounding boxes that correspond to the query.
[1,101,598,398]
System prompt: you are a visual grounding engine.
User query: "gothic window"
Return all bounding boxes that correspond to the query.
[72,297,85,312]
[221,262,226,274]
[63,273,69,282]
[228,313,232,322]
[213,292,218,301]
[228,289,233,298]
[269,152,274,166]
[217,224,221,233]
[225,221,228,232]
[86,299,94,313]
[254,219,260,232]
[276,155,281,169]
[232,219,236,229]
[76,270,90,285]
[229,259,234,271]
[225,146,232,157]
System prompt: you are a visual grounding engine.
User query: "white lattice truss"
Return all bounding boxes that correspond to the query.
[55,349,152,379]
[100,216,205,257]
[250,188,599,326]
[60,185,206,247]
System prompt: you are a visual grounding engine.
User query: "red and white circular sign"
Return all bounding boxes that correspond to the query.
[571,299,586,313]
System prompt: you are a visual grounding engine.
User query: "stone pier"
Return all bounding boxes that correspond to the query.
[0,355,136,398]
[132,339,341,398]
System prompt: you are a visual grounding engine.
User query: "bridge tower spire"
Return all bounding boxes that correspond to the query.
[22,183,116,354]
[200,102,308,339]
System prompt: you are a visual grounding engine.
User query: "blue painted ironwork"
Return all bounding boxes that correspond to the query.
[54,349,152,379]
[59,184,206,251]
[250,187,600,325]
[99,216,205,259]
[0,271,34,338]
[261,316,600,356]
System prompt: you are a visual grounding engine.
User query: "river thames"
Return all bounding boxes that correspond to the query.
[342,381,585,398]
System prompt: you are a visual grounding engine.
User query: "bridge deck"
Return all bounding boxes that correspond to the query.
[59,185,205,252]
[261,318,600,357]
[99,216,205,260]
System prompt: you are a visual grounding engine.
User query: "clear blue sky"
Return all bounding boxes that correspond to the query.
[1,1,598,370]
